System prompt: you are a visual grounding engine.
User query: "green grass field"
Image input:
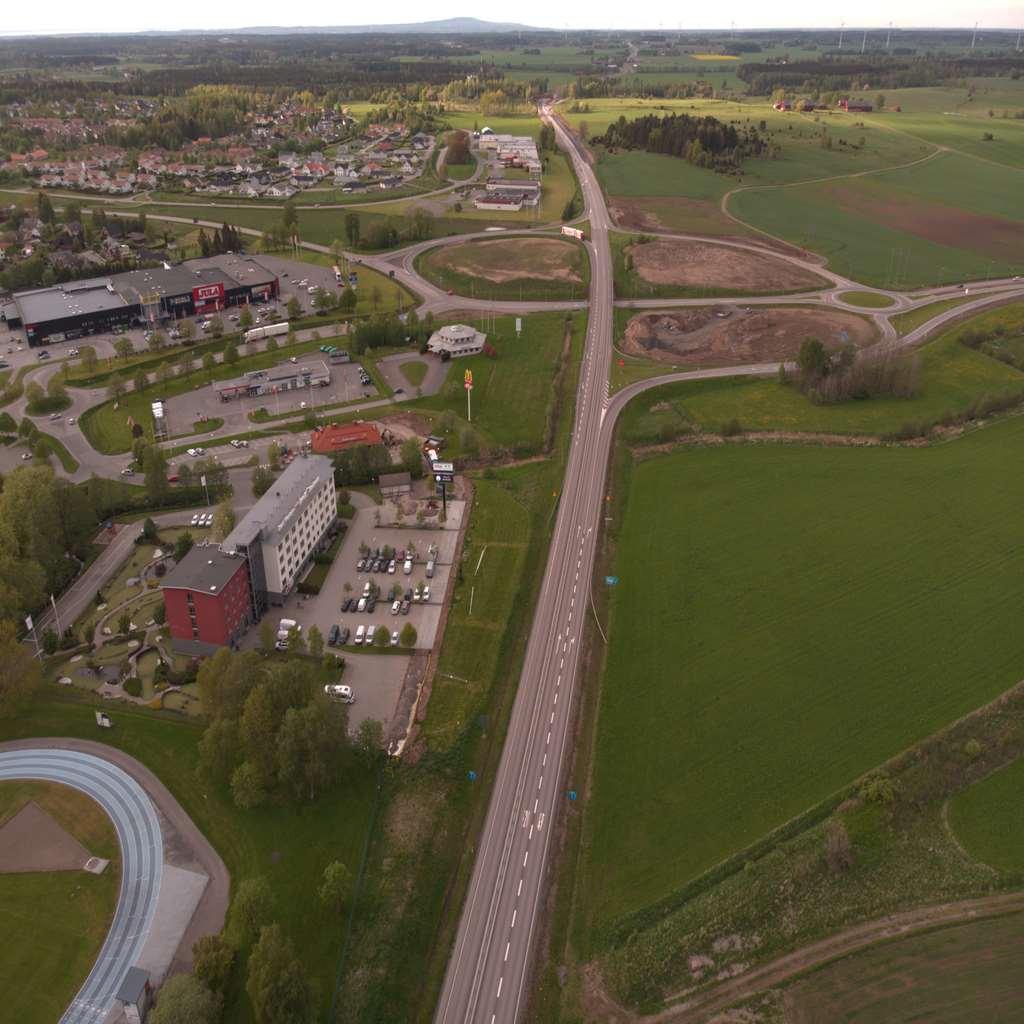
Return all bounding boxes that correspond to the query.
[414,311,582,455]
[0,781,119,1024]
[783,914,1024,1023]
[949,758,1024,874]
[731,151,1024,287]
[416,236,589,301]
[892,296,977,335]
[0,698,377,1024]
[839,290,897,308]
[582,414,1024,937]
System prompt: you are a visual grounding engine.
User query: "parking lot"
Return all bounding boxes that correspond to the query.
[240,495,464,734]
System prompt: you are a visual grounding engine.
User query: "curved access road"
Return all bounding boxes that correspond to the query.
[0,748,162,1024]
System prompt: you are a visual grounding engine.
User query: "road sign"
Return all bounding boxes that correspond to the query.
[433,461,454,474]
[467,770,477,781]
[515,317,522,335]
[605,576,619,586]
[568,790,577,801]
[464,369,473,391]
[435,473,454,483]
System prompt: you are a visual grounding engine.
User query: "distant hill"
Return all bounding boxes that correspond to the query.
[187,18,542,36]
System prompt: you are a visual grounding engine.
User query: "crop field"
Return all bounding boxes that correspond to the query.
[784,914,1024,1024]
[417,236,588,301]
[414,311,582,455]
[949,758,1024,873]
[731,151,1024,287]
[582,413,1024,936]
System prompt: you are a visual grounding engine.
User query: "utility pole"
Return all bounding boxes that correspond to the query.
[886,23,893,51]
[971,22,979,51]
[861,31,867,55]
[838,22,845,50]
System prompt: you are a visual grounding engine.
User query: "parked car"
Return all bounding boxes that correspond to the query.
[120,467,135,476]
[67,417,76,425]
[190,513,201,526]
[357,597,367,612]
[186,447,205,458]
[37,350,51,360]
[341,597,352,612]
[49,412,61,421]
[391,630,400,647]
[401,599,411,615]
[356,558,366,572]
[387,559,396,575]
[325,684,354,703]
[362,581,372,597]
[366,598,377,614]
[354,625,366,645]
[339,626,350,645]
[403,558,413,575]
[229,439,249,448]
[327,624,340,646]
[421,585,431,603]
[391,599,401,615]
[20,452,32,461]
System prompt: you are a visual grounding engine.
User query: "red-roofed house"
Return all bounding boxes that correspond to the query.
[310,422,383,454]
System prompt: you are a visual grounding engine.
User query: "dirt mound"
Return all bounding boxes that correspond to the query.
[623,307,876,366]
[629,240,828,292]
[429,237,583,284]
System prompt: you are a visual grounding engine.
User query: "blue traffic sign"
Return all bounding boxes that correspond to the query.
[605,576,619,586]
[467,770,477,781]
[568,790,577,801]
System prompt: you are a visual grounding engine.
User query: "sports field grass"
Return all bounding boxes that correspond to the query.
[839,290,896,308]
[783,914,1024,1024]
[583,414,1024,935]
[416,236,589,301]
[949,758,1024,874]
[414,311,582,455]
[0,697,377,1024]
[0,781,119,1024]
[731,151,1024,287]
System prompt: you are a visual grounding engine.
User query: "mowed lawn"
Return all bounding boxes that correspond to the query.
[584,417,1024,933]
[0,781,119,1024]
[949,758,1024,874]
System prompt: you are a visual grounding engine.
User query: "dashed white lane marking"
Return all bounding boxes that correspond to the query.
[529,825,534,839]
[523,849,530,867]
[517,878,523,896]
[537,775,544,790]
[550,712,555,724]
[505,942,510,962]
[554,690,559,705]
[533,798,538,814]
[512,909,517,928]
[497,976,503,999]
[546,731,551,744]
[543,753,547,767]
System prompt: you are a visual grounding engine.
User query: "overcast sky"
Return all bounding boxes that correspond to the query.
[4,5,1023,36]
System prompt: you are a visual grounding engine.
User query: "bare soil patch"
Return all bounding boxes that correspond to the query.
[427,237,583,284]
[628,240,828,292]
[623,308,876,367]
[0,801,90,873]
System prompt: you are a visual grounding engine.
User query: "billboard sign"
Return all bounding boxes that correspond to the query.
[192,282,225,305]
[433,461,454,481]
[464,369,473,391]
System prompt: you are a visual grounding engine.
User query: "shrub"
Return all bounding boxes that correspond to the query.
[123,676,142,697]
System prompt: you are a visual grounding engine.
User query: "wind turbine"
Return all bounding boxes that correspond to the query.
[838,22,845,50]
[971,22,979,50]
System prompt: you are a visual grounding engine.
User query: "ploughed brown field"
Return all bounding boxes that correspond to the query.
[628,239,830,292]
[623,307,877,366]
[424,236,584,284]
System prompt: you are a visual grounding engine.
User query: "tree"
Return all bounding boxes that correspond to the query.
[178,351,194,377]
[107,376,125,402]
[45,374,66,401]
[307,624,324,659]
[239,305,254,329]
[212,498,236,541]
[173,530,194,563]
[224,341,239,365]
[156,362,173,387]
[266,336,279,352]
[144,445,170,503]
[36,190,55,224]
[24,381,44,408]
[202,352,216,379]
[133,369,148,393]
[252,465,274,498]
[231,876,273,941]
[114,337,133,360]
[439,409,456,434]
[373,625,389,648]
[355,717,383,768]
[0,620,41,717]
[141,516,159,541]
[118,611,132,635]
[344,211,361,248]
[400,437,423,478]
[318,860,353,914]
[179,321,194,342]
[192,933,235,993]
[267,442,283,471]
[258,618,275,655]
[198,717,240,783]
[148,330,166,352]
[232,760,268,810]
[876,93,886,110]
[210,317,224,339]
[399,622,417,649]
[338,287,356,313]
[79,345,98,373]
[797,337,829,386]
[824,819,854,874]
[246,924,314,1024]
[286,296,301,320]
[149,973,221,1024]
[460,428,480,458]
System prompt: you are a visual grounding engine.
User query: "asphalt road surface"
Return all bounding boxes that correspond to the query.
[0,748,162,1024]
[434,103,616,1024]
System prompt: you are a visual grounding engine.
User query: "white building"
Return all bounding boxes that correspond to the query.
[427,323,486,359]
[221,454,337,608]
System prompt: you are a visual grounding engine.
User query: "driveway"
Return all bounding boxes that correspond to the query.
[376,351,448,399]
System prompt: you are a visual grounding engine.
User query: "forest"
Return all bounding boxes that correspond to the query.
[592,112,767,171]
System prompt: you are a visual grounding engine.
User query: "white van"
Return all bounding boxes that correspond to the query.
[354,624,366,645]
[403,558,413,575]
[362,581,372,598]
[425,559,436,579]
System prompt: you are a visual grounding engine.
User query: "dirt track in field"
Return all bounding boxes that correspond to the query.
[427,237,583,283]
[628,239,828,292]
[0,800,91,872]
[623,308,876,366]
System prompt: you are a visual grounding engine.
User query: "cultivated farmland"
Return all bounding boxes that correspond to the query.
[581,414,1024,940]
[949,758,1024,874]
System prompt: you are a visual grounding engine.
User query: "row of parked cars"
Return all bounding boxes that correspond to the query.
[358,552,414,576]
[189,511,214,528]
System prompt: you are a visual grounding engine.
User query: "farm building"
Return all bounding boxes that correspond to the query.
[838,99,873,112]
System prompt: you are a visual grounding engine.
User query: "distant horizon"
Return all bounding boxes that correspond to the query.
[2,12,1023,39]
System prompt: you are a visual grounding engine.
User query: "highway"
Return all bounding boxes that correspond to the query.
[0,749,163,1024]
[434,103,616,1024]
